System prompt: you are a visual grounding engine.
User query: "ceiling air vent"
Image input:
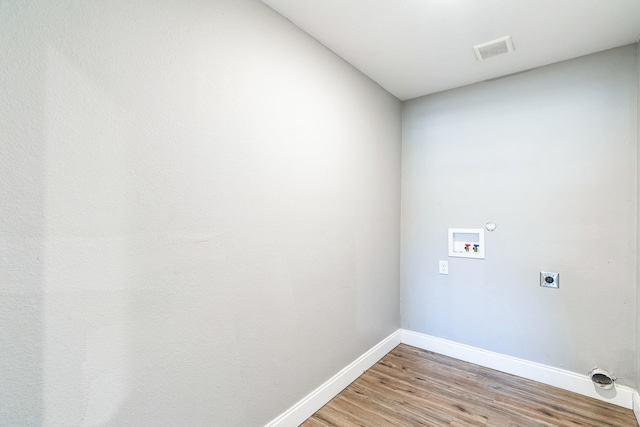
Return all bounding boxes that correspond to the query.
[473,36,514,61]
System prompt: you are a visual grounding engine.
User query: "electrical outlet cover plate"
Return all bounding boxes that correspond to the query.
[439,260,448,275]
[540,271,559,289]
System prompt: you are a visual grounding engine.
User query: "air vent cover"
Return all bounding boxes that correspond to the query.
[473,36,514,61]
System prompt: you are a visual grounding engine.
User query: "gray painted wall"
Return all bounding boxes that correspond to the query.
[0,0,401,425]
[637,42,640,392]
[402,45,638,387]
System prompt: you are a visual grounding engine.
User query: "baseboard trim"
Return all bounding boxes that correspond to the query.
[264,330,402,427]
[266,328,636,426]
[401,329,634,410]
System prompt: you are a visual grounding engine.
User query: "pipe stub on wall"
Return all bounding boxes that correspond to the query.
[588,368,616,390]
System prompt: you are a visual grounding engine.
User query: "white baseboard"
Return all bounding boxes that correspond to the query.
[401,329,635,410]
[264,330,402,427]
[266,328,636,426]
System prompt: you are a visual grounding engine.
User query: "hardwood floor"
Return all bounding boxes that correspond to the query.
[301,344,637,427]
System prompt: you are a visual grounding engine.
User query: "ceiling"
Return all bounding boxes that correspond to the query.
[260,0,640,100]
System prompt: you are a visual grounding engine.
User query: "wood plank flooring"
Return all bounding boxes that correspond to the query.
[301,344,637,427]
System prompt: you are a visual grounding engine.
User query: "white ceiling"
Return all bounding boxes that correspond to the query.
[261,0,640,100]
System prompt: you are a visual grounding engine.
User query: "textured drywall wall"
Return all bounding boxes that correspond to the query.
[637,41,640,392]
[0,0,401,425]
[402,45,637,386]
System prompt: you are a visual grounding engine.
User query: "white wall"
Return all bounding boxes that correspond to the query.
[402,45,638,386]
[0,0,401,425]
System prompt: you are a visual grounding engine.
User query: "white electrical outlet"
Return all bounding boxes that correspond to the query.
[439,260,448,275]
